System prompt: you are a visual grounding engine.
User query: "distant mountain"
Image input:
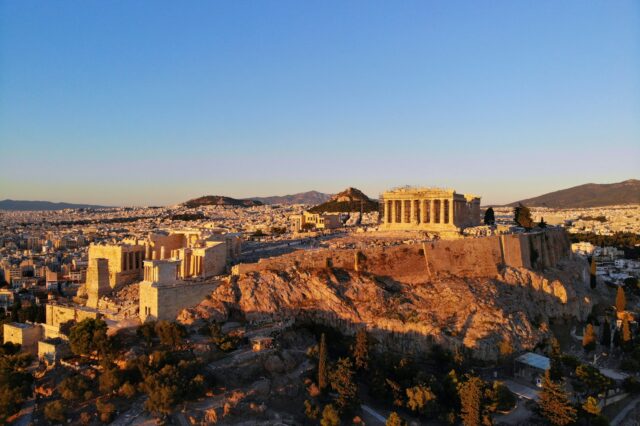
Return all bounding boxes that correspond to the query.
[507,179,640,208]
[183,195,263,208]
[250,190,332,205]
[309,187,379,213]
[0,199,109,211]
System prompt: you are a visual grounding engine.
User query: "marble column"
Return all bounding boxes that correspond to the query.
[440,199,446,224]
[391,200,396,223]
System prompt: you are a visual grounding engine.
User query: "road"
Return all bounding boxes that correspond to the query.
[360,404,386,426]
[611,395,640,426]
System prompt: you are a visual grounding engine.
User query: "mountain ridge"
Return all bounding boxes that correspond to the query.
[507,179,640,208]
[0,199,110,211]
[250,190,331,205]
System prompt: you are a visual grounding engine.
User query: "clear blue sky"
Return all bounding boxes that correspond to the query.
[1,1,638,206]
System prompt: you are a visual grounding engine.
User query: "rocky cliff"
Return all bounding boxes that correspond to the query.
[181,230,591,360]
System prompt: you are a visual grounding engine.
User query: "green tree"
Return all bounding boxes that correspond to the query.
[69,318,109,357]
[59,375,91,401]
[575,364,610,397]
[99,367,122,394]
[44,399,67,423]
[458,375,483,426]
[386,411,404,426]
[318,333,328,391]
[329,357,358,412]
[514,205,534,229]
[537,371,577,426]
[304,399,320,419]
[406,384,435,414]
[589,257,597,289]
[616,286,626,312]
[622,318,632,348]
[498,338,514,359]
[600,319,611,348]
[582,396,600,416]
[320,404,340,426]
[137,321,156,347]
[0,353,34,423]
[352,329,369,371]
[583,324,597,351]
[96,397,116,423]
[154,321,185,347]
[483,208,495,226]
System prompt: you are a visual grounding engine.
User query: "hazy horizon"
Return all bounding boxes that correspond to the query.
[1,1,639,206]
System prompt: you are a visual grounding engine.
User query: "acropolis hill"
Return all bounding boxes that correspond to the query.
[183,228,591,360]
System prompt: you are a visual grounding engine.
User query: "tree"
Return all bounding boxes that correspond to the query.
[483,208,495,226]
[583,324,597,351]
[304,399,319,420]
[548,337,563,380]
[59,375,91,401]
[600,319,611,348]
[44,399,67,423]
[514,204,534,229]
[386,411,404,426]
[352,329,369,371]
[137,321,156,347]
[96,397,116,423]
[154,321,185,347]
[69,318,109,357]
[582,396,600,416]
[589,257,597,289]
[318,333,328,391]
[329,357,358,411]
[99,367,122,394]
[616,286,626,312]
[622,318,632,348]
[458,375,483,426]
[498,338,513,358]
[406,384,435,414]
[320,404,340,426]
[537,371,577,426]
[0,353,34,423]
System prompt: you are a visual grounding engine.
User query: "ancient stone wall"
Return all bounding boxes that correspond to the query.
[140,280,218,322]
[234,229,571,281]
[45,304,100,328]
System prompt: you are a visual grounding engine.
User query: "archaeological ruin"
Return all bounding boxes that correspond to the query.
[380,187,481,234]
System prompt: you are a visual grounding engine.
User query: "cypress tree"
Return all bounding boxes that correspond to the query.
[582,324,597,351]
[600,318,611,348]
[622,318,632,348]
[386,412,404,426]
[537,371,577,426]
[589,257,597,289]
[616,286,626,312]
[318,333,328,391]
[483,207,495,226]
[352,329,369,371]
[458,375,483,426]
[514,204,534,229]
[329,357,358,411]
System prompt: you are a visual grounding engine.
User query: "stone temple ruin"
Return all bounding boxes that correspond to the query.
[84,230,241,320]
[380,187,481,234]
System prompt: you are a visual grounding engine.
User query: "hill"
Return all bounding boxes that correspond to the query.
[0,199,109,211]
[508,179,640,208]
[250,190,331,205]
[183,195,263,208]
[308,187,379,213]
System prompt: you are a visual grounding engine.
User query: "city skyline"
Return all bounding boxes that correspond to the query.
[1,1,639,206]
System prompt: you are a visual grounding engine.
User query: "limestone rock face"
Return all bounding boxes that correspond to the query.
[182,254,590,360]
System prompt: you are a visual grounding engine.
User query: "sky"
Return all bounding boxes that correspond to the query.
[1,1,639,206]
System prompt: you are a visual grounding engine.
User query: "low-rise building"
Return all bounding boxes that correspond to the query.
[3,322,43,355]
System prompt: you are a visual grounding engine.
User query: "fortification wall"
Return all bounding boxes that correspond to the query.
[233,229,571,281]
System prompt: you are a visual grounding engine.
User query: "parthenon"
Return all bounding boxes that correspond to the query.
[380,187,481,233]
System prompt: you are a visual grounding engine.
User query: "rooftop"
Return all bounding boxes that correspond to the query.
[515,352,550,371]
